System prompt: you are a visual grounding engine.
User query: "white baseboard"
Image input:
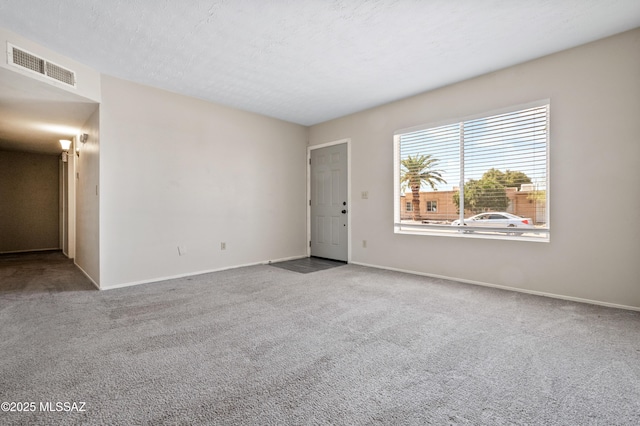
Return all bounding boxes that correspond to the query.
[81,255,638,312]
[98,254,309,291]
[349,261,640,312]
[265,254,309,264]
[0,247,60,254]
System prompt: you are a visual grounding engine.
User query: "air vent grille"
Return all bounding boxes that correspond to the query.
[46,62,75,86]
[12,47,45,74]
[8,44,76,88]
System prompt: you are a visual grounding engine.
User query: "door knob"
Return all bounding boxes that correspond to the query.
[341,209,347,214]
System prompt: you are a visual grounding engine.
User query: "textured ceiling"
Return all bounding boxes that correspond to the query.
[1,0,640,130]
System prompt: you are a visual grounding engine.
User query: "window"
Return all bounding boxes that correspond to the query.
[394,101,549,241]
[405,201,413,212]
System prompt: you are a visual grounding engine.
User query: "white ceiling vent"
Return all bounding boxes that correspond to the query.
[7,43,76,88]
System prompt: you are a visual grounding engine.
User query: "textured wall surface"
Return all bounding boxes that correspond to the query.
[75,109,100,286]
[0,150,60,253]
[98,75,308,288]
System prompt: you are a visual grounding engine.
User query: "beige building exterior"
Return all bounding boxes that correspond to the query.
[400,186,546,224]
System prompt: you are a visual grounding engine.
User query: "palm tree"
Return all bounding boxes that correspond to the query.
[400,154,446,221]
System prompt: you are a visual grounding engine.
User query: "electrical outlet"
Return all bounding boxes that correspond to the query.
[220,242,226,250]
[362,240,367,248]
[361,191,369,199]
[177,245,187,256]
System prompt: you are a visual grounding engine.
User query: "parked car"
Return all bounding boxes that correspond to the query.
[451,212,534,229]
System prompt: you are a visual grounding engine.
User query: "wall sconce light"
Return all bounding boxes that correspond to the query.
[60,139,71,163]
[59,139,72,151]
[76,133,88,157]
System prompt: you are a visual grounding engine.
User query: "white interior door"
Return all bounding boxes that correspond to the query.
[310,143,348,262]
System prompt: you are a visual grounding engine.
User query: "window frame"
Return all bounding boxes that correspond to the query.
[393,100,550,242]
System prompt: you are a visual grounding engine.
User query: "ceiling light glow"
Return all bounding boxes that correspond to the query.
[35,123,80,135]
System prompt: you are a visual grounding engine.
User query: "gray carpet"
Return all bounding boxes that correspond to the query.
[269,256,346,274]
[1,251,639,425]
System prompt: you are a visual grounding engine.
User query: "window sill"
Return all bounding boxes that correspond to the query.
[394,223,550,242]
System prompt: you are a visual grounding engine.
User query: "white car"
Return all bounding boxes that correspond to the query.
[451,212,534,230]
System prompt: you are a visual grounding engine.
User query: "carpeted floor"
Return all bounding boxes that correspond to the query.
[1,251,639,425]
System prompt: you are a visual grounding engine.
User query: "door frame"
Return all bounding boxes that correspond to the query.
[59,135,77,259]
[307,138,351,261]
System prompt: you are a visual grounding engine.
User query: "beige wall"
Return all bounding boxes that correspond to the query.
[0,150,60,253]
[98,75,308,288]
[75,109,100,285]
[309,29,640,309]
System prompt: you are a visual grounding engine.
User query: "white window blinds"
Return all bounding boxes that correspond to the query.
[394,102,549,241]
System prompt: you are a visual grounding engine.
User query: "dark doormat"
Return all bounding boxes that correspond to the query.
[269,257,346,274]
